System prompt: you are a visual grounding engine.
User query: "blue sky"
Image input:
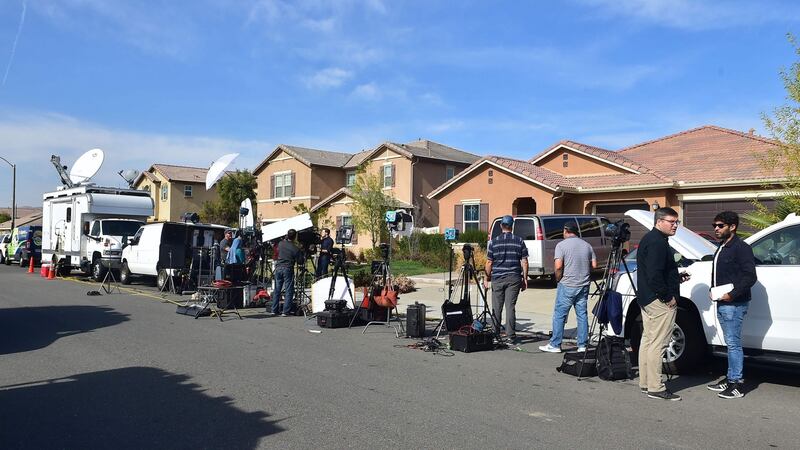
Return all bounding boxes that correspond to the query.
[1,0,800,206]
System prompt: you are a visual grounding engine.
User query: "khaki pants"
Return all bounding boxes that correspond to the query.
[638,300,676,393]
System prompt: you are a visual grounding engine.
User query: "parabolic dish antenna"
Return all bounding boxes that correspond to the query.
[206,153,239,190]
[69,148,105,184]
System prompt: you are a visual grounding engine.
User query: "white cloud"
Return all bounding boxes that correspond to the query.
[351,82,382,101]
[303,67,353,89]
[577,0,800,30]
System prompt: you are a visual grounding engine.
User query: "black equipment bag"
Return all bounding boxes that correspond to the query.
[441,300,472,331]
[176,304,211,317]
[324,299,347,312]
[557,348,598,377]
[317,309,356,328]
[406,302,426,338]
[449,326,494,353]
[216,288,243,310]
[596,336,633,380]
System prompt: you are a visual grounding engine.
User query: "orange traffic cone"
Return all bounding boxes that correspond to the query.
[40,263,48,277]
[47,264,55,280]
[28,257,35,274]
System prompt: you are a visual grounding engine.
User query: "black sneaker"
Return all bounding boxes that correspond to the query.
[707,380,728,392]
[647,390,682,401]
[640,387,648,394]
[718,382,745,399]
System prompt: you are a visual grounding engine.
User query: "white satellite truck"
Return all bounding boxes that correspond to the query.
[42,149,154,280]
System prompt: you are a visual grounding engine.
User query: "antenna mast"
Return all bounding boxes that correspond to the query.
[50,155,75,188]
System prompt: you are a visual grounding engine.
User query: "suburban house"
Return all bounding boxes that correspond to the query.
[253,140,481,250]
[134,164,221,222]
[429,125,785,241]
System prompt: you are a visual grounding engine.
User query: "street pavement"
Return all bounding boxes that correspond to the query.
[1,265,800,449]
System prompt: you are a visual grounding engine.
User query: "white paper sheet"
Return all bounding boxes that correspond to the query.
[710,283,734,301]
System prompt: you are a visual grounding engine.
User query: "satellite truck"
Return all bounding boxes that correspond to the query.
[41,149,154,280]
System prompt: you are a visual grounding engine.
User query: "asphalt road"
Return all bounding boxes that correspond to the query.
[1,265,799,449]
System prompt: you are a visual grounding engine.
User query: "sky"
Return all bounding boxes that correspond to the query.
[1,0,800,207]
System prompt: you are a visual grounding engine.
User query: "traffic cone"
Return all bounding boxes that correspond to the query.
[28,257,34,274]
[47,264,55,280]
[40,263,48,277]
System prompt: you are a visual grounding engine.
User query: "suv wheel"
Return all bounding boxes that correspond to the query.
[629,305,706,374]
[120,261,132,285]
[0,251,4,265]
[91,257,107,282]
[157,269,172,291]
[19,256,26,268]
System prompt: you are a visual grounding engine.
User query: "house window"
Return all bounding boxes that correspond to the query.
[341,215,353,228]
[184,185,193,197]
[563,153,568,168]
[161,185,168,201]
[142,185,151,192]
[463,204,480,231]
[346,170,356,187]
[383,164,393,188]
[446,166,455,180]
[274,173,292,198]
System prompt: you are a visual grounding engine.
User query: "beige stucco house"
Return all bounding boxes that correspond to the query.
[134,164,222,222]
[429,126,785,243]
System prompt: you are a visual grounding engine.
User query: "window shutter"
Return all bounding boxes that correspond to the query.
[454,205,463,231]
[270,175,275,199]
[479,203,489,231]
[391,164,396,187]
[290,172,296,197]
[336,216,342,229]
[352,228,358,244]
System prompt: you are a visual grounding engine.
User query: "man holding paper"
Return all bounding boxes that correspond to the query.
[707,211,757,399]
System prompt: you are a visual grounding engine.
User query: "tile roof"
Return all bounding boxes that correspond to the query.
[151,164,209,183]
[253,145,353,173]
[398,139,481,164]
[343,149,373,168]
[617,125,782,184]
[485,156,574,188]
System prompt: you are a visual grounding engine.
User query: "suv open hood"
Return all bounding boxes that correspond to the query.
[625,209,717,261]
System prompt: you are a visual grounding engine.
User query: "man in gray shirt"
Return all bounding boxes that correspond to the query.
[271,229,302,316]
[539,221,597,353]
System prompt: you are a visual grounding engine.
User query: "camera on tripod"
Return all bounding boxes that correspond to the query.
[336,225,354,245]
[603,220,631,248]
[379,242,390,260]
[462,243,474,260]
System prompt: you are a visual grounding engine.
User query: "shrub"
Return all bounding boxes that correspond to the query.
[455,246,488,273]
[352,268,372,287]
[392,274,416,293]
[459,229,489,250]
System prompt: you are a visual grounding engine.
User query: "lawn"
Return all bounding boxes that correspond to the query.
[388,259,447,276]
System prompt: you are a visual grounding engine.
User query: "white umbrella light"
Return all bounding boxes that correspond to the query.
[206,153,239,190]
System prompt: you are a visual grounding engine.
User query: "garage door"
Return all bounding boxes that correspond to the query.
[683,199,776,235]
[594,202,650,246]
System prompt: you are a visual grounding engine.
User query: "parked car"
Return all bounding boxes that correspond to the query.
[4,226,43,267]
[612,209,800,373]
[0,232,10,264]
[489,214,613,278]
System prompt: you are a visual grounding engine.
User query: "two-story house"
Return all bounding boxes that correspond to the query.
[134,164,221,222]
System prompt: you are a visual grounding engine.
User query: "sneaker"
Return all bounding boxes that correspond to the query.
[640,387,648,394]
[280,313,289,317]
[538,344,561,353]
[718,382,745,399]
[647,390,682,401]
[577,346,587,352]
[707,380,728,392]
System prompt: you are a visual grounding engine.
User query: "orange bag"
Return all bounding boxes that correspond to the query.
[374,286,398,308]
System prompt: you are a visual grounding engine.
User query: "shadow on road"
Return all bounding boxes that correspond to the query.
[0,367,282,449]
[0,305,129,355]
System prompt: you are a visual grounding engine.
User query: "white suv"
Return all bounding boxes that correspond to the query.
[612,210,800,373]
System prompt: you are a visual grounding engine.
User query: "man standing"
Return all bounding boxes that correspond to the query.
[316,228,334,278]
[636,207,682,401]
[539,222,597,353]
[219,229,233,263]
[271,229,302,317]
[707,211,757,399]
[484,215,528,343]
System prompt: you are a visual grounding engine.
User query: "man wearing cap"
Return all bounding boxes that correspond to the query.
[539,221,596,353]
[484,215,528,343]
[219,229,233,263]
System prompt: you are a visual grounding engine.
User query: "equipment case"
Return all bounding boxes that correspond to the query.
[449,330,494,353]
[317,309,356,328]
[557,348,598,377]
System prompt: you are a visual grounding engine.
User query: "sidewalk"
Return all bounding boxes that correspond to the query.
[401,273,598,340]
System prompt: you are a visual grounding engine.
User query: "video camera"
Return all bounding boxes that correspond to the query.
[385,209,413,238]
[604,220,631,248]
[336,225,354,245]
[297,228,321,254]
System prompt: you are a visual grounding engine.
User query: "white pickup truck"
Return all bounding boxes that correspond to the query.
[612,210,800,373]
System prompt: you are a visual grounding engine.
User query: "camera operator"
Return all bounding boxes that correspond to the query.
[270,228,302,316]
[315,228,334,278]
[483,215,528,344]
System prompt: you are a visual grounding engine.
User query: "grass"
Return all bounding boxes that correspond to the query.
[388,259,447,276]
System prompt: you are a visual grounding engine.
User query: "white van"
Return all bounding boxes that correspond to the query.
[488,214,613,278]
[120,222,226,289]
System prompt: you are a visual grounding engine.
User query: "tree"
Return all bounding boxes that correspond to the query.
[201,170,257,226]
[350,168,399,248]
[745,34,800,230]
[0,212,10,224]
[293,202,333,229]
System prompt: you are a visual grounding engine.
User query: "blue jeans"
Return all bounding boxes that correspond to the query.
[272,267,295,314]
[717,303,749,382]
[550,284,589,348]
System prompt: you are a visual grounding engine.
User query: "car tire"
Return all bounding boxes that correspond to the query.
[56,261,71,277]
[4,252,9,265]
[19,256,26,268]
[0,251,4,265]
[91,257,107,282]
[157,269,173,291]
[629,305,706,375]
[120,262,132,285]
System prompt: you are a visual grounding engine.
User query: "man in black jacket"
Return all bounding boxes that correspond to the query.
[636,207,682,401]
[706,211,757,399]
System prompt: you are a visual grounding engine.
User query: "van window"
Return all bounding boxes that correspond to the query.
[513,219,536,240]
[490,220,502,240]
[90,222,101,236]
[542,217,578,240]
[66,207,72,223]
[578,217,601,238]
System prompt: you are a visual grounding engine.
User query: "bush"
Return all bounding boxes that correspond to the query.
[352,268,372,287]
[455,246,488,273]
[392,274,416,293]
[458,229,489,250]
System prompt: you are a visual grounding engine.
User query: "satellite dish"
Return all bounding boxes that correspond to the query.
[118,169,140,188]
[69,148,105,184]
[239,198,254,228]
[206,153,239,190]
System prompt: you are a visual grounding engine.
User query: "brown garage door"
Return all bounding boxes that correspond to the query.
[594,202,650,247]
[683,199,776,235]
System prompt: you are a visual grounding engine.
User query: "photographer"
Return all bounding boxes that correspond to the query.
[270,229,302,317]
[483,215,528,343]
[315,228,334,278]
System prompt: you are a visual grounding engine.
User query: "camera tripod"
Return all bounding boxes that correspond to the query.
[318,243,354,320]
[434,245,502,343]
[359,248,405,337]
[295,249,317,318]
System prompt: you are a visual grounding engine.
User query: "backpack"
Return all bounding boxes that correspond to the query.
[557,348,598,377]
[596,336,633,380]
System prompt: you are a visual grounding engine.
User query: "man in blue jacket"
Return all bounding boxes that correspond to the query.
[707,211,757,399]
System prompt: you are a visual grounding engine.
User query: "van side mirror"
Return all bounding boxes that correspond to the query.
[127,236,136,246]
[83,222,90,236]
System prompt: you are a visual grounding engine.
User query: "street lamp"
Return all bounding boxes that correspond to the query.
[0,156,16,231]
